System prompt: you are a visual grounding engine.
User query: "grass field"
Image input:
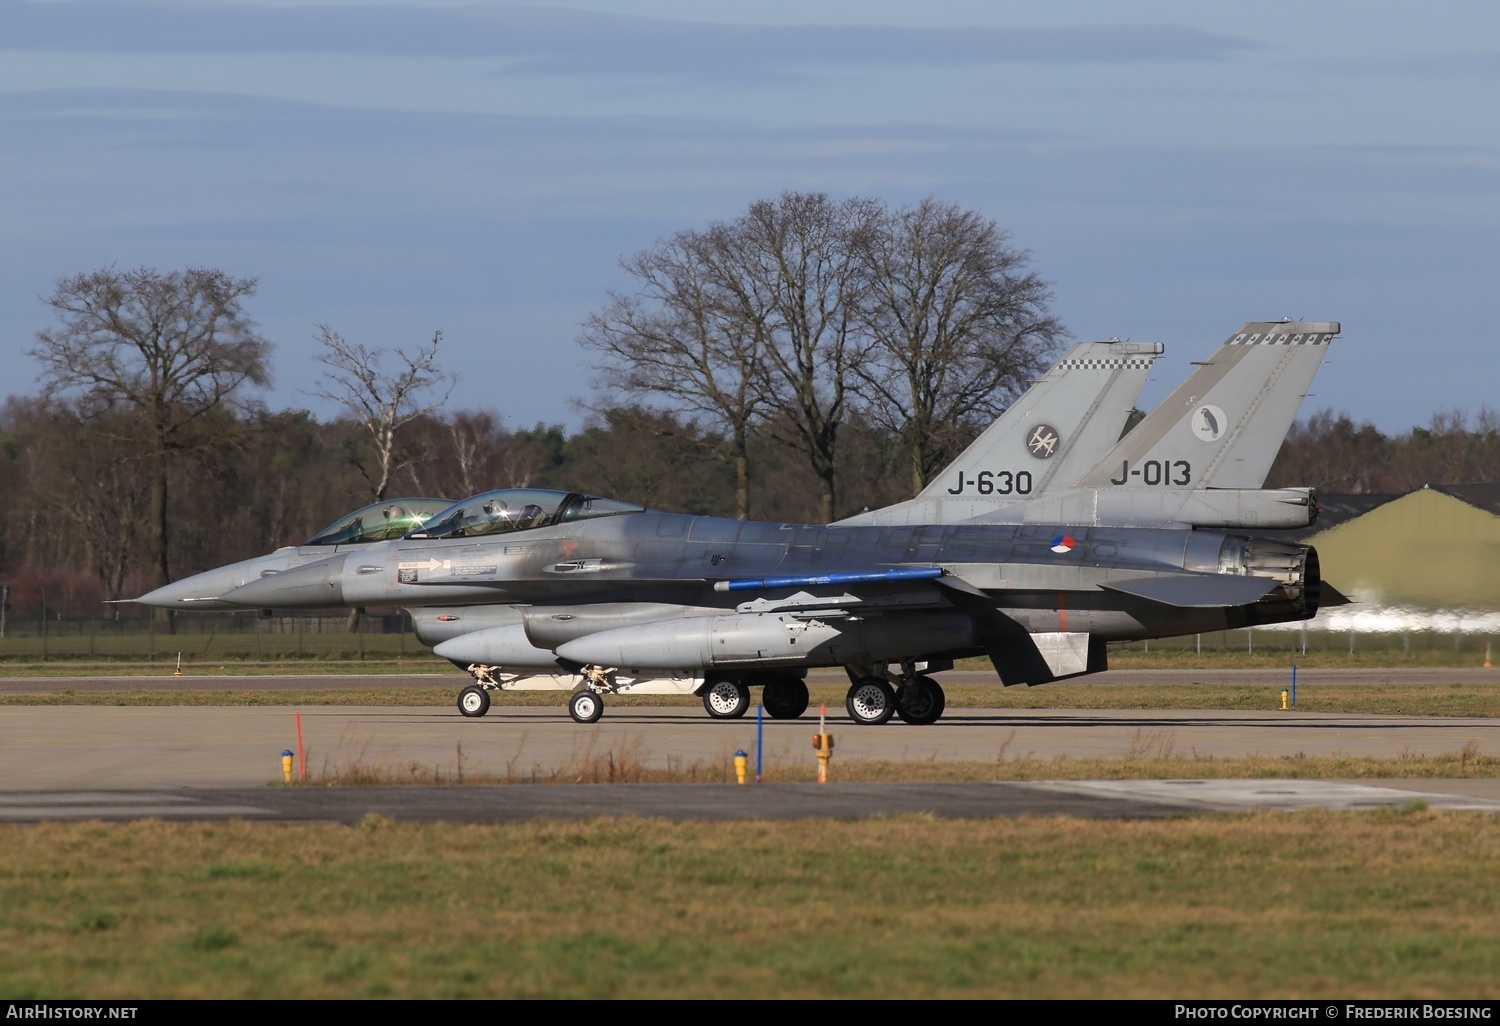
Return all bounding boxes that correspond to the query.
[6,653,1500,998]
[2,811,1497,998]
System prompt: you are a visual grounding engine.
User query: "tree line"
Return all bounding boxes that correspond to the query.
[1,192,1493,618]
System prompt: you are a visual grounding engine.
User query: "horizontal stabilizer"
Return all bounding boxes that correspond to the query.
[1318,581,1354,607]
[1101,573,1281,608]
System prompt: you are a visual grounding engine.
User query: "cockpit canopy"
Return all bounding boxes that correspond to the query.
[305,497,452,546]
[407,489,645,540]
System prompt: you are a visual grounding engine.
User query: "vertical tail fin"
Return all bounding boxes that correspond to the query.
[915,339,1162,502]
[1072,321,1339,490]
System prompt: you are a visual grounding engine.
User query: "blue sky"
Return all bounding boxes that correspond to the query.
[2,0,1497,434]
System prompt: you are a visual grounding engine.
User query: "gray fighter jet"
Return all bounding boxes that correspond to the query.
[147,320,1338,727]
[211,312,1333,727]
[135,497,452,610]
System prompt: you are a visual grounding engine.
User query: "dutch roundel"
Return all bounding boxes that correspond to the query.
[1049,535,1076,554]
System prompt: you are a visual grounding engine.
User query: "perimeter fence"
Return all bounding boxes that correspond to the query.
[0,611,431,663]
[0,611,1493,665]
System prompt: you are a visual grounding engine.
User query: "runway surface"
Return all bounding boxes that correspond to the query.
[3,668,1498,822]
[3,665,1497,694]
[6,702,1500,785]
[3,779,1500,824]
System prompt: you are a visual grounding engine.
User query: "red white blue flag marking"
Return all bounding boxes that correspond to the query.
[1050,535,1076,554]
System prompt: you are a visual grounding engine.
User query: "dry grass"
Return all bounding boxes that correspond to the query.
[309,733,735,785]
[2,811,1498,998]
[300,731,1500,786]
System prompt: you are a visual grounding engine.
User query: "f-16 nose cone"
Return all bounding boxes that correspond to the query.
[220,554,348,608]
[135,573,242,610]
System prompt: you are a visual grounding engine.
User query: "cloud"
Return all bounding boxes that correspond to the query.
[1,85,1494,434]
[1,1,1260,75]
[1376,51,1500,81]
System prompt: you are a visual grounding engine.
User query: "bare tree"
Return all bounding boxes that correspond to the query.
[581,225,769,517]
[310,326,455,501]
[854,199,1065,494]
[732,192,880,522]
[30,267,271,588]
[580,193,1062,520]
[581,192,879,521]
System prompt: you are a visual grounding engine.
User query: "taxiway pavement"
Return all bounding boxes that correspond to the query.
[4,669,1498,822]
[4,703,1500,790]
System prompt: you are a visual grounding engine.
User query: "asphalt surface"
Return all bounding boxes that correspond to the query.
[3,779,1499,824]
[6,703,1500,786]
[3,666,1498,693]
[2,668,1499,823]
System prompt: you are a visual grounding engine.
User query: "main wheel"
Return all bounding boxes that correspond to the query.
[762,677,809,720]
[845,677,896,725]
[457,685,490,718]
[895,676,946,726]
[568,689,604,724]
[702,678,751,719]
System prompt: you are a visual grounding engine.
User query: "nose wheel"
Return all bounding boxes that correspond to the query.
[568,689,604,723]
[457,685,491,718]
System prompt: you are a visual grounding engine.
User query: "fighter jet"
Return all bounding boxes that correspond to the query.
[148,320,1338,727]
[213,446,1327,729]
[134,497,452,610]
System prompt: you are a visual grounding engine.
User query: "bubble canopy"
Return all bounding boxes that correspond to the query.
[305,498,453,546]
[408,489,646,540]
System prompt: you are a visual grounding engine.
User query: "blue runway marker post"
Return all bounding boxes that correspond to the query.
[1291,663,1297,707]
[756,704,763,783]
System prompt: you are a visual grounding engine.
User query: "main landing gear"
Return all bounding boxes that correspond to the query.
[843,670,947,726]
[895,674,946,726]
[698,674,810,721]
[761,675,810,720]
[701,678,751,719]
